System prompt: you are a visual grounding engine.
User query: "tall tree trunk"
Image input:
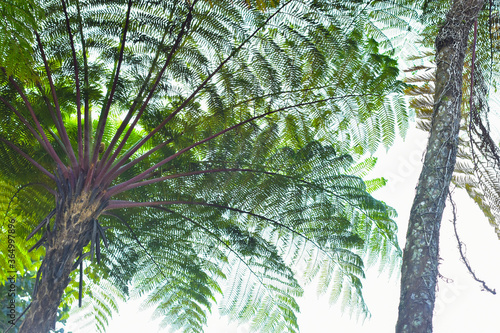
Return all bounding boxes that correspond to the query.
[396,0,483,332]
[19,177,105,333]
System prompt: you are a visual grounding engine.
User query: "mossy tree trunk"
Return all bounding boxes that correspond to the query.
[396,0,484,332]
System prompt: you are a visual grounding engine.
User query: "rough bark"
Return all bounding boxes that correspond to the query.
[396,0,484,332]
[19,178,105,333]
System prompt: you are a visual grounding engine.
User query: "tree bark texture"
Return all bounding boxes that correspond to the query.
[19,185,105,333]
[396,0,484,332]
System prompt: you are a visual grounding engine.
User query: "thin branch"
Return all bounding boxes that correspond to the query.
[75,0,89,166]
[3,73,67,173]
[98,138,173,186]
[35,83,67,144]
[105,200,325,251]
[48,128,72,161]
[100,0,291,179]
[97,1,197,178]
[448,190,496,294]
[105,93,367,197]
[107,157,394,246]
[104,199,346,279]
[34,31,78,168]
[91,0,134,168]
[97,30,170,175]
[60,0,81,171]
[231,84,332,109]
[106,168,264,193]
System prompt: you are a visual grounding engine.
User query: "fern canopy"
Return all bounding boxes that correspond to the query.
[0,0,410,332]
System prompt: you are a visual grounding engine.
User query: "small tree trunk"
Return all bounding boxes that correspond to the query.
[395,1,483,332]
[19,188,103,333]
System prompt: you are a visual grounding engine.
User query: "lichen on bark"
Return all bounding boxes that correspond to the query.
[396,1,484,332]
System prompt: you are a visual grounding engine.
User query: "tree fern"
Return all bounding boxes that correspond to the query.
[0,0,412,331]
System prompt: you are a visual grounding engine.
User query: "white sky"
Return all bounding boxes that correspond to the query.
[64,125,500,332]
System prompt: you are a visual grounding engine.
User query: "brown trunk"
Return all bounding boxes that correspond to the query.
[19,188,103,333]
[396,0,483,332]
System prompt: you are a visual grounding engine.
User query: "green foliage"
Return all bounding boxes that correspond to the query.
[64,274,125,333]
[0,0,412,331]
[0,271,73,333]
[0,181,71,332]
[0,0,44,81]
[90,135,400,331]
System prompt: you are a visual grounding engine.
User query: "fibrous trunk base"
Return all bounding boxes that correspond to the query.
[19,186,104,333]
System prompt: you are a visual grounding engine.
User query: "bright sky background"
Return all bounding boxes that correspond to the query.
[61,122,500,332]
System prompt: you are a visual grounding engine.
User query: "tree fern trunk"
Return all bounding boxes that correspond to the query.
[19,179,104,333]
[396,0,483,332]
